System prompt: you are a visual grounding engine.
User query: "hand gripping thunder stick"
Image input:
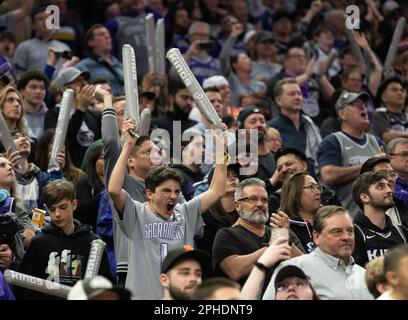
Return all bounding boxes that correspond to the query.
[345,28,365,66]
[166,48,224,131]
[48,88,74,172]
[384,17,406,78]
[122,44,140,137]
[3,269,71,299]
[139,108,151,137]
[146,13,156,74]
[84,239,106,280]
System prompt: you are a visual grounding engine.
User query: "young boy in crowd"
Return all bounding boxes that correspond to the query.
[15,179,114,300]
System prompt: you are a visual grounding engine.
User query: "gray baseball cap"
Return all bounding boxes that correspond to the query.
[335,91,369,111]
[55,67,90,91]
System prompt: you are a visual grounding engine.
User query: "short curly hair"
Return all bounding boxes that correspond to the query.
[145,166,183,192]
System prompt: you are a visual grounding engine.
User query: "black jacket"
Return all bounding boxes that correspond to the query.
[171,164,204,201]
[196,200,239,257]
[44,106,102,167]
[15,220,113,300]
[151,111,197,157]
[353,212,408,267]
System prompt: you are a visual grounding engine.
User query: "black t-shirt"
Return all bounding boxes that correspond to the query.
[290,218,315,253]
[256,152,276,181]
[212,224,271,286]
[196,201,239,257]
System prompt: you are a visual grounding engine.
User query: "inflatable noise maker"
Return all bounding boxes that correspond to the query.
[166,48,225,131]
[145,14,165,76]
[122,44,151,138]
[384,17,406,78]
[48,89,74,173]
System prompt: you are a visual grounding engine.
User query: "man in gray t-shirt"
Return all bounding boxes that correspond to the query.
[108,119,227,299]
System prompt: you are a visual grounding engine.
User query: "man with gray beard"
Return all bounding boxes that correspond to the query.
[212,178,302,287]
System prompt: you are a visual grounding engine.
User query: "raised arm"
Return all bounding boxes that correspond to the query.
[107,119,138,214]
[96,86,123,185]
[353,31,382,95]
[240,238,291,300]
[219,22,244,77]
[10,0,35,23]
[198,128,227,212]
[320,164,362,186]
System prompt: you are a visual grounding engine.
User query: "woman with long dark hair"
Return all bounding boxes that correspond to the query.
[280,172,322,253]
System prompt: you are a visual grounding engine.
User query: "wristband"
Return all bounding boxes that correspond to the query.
[254,261,269,273]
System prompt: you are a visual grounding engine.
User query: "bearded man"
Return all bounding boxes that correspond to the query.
[237,107,276,181]
[151,79,197,154]
[352,171,408,267]
[212,178,302,286]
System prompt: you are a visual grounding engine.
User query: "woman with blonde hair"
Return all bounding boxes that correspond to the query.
[0,86,27,134]
[265,127,282,153]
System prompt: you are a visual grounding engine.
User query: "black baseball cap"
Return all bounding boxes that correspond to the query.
[237,106,263,128]
[207,162,242,185]
[161,246,211,275]
[139,91,156,100]
[274,265,310,290]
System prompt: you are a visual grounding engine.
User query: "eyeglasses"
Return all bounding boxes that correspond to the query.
[390,152,408,158]
[276,279,309,292]
[237,196,268,204]
[303,183,324,192]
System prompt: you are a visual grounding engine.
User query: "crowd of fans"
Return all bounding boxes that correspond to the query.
[1,0,408,301]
